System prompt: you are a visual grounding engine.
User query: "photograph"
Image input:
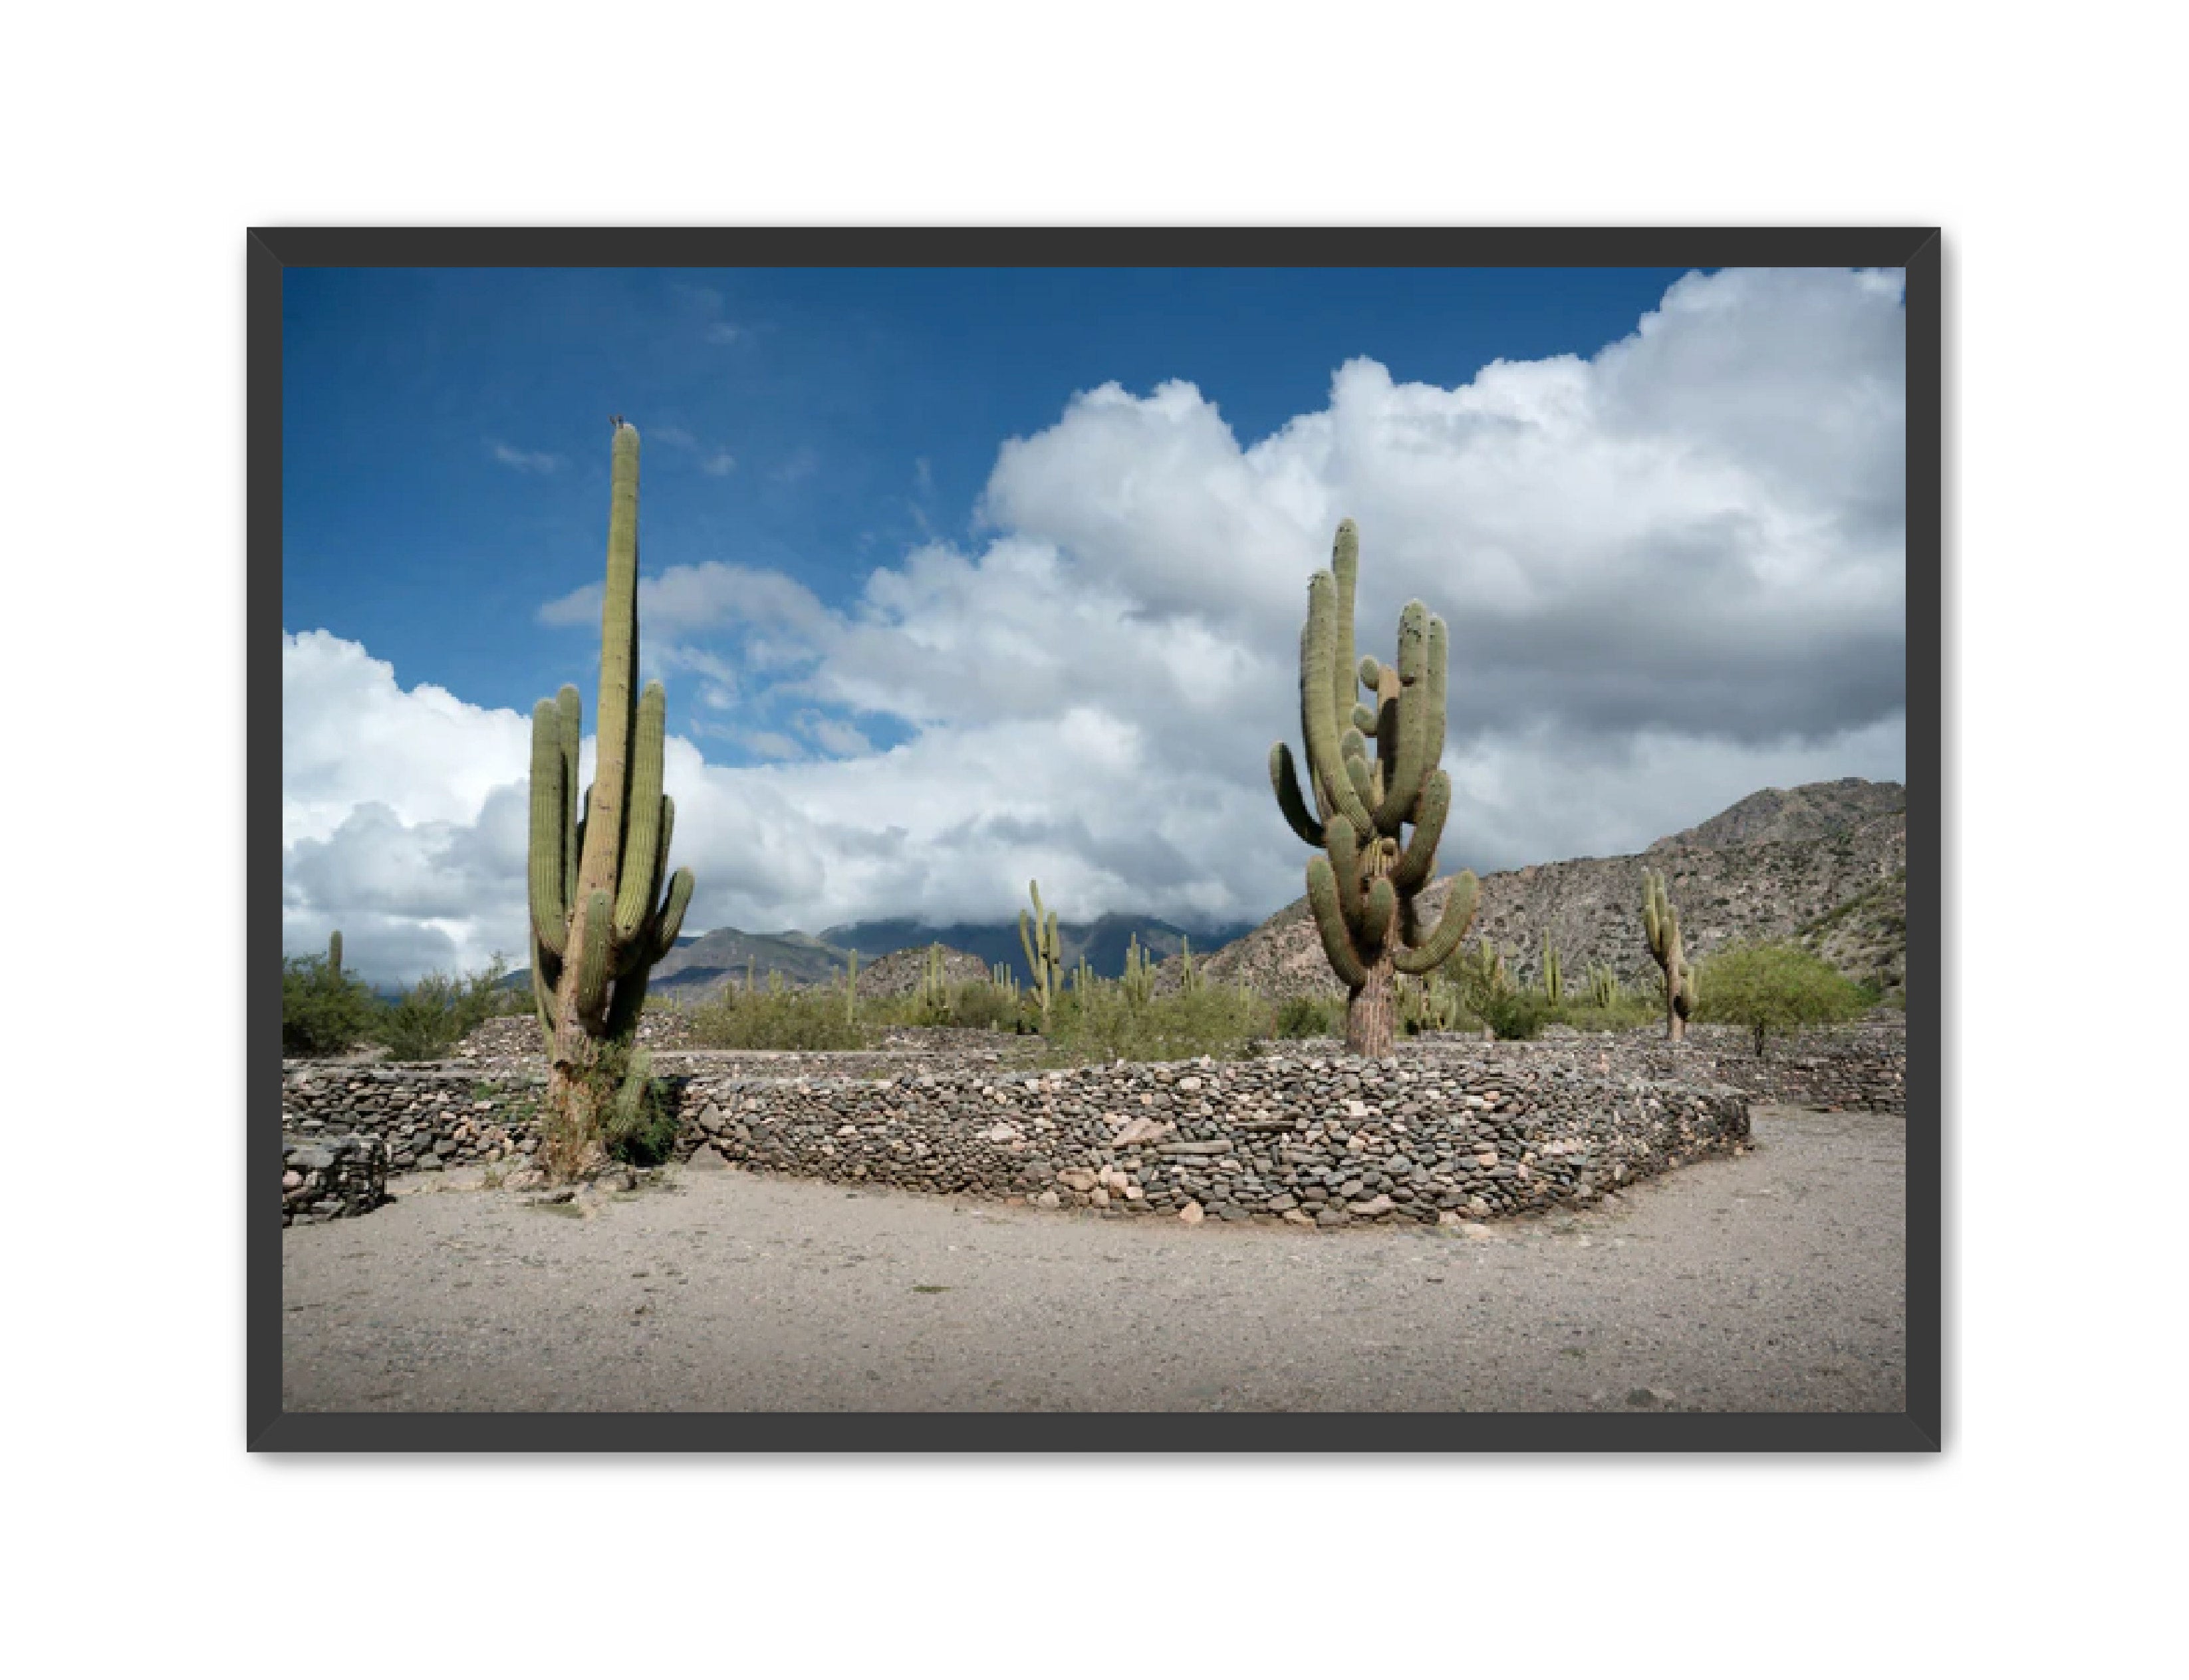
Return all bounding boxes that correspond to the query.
[257,231,1938,1448]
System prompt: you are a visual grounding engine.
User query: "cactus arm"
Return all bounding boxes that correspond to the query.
[1327,816,1365,932]
[1018,908,1039,977]
[613,680,667,940]
[527,699,571,956]
[1361,877,1396,950]
[604,960,650,1039]
[1330,520,1359,749]
[1303,572,1374,834]
[1393,872,1480,975]
[647,868,694,963]
[1306,856,1369,990]
[1268,743,1326,848]
[1377,604,1430,835]
[573,889,613,1015]
[556,685,581,912]
[1417,616,1447,819]
[1388,770,1449,894]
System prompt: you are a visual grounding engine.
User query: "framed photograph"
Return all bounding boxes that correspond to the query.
[254,229,1939,1449]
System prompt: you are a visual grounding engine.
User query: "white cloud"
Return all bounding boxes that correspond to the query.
[700,449,737,476]
[703,322,743,345]
[291,268,1910,979]
[488,440,563,474]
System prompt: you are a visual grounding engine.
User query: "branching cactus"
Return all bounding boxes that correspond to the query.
[1642,869,1698,1042]
[1589,963,1621,1009]
[1122,935,1155,1007]
[1018,880,1062,1030]
[1541,933,1564,1004]
[1270,521,1479,1057]
[526,421,695,1178]
[1178,935,1202,996]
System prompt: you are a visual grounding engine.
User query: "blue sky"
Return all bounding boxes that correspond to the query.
[283,265,1908,983]
[285,267,1698,745]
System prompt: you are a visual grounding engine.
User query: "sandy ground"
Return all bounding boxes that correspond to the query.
[281,1104,1904,1413]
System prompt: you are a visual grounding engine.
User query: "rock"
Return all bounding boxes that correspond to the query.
[1349,1193,1395,1217]
[686,1145,729,1171]
[282,1170,303,1190]
[1626,1386,1676,1409]
[1178,1201,1205,1225]
[1058,1168,1098,1193]
[697,1102,725,1134]
[1035,1189,1062,1210]
[1109,1116,1173,1148]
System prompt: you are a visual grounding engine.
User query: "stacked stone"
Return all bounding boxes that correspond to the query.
[281,1066,544,1171]
[282,1134,390,1226]
[671,1045,1749,1227]
[1635,1020,1906,1114]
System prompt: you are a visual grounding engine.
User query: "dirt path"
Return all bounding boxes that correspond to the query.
[281,1104,1904,1413]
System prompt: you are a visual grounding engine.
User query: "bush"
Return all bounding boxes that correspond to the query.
[1693,942,1871,1056]
[1473,990,1559,1042]
[376,957,510,1062]
[1040,983,1275,1067]
[1275,995,1345,1038]
[282,952,380,1056]
[597,1041,680,1165]
[684,985,872,1051]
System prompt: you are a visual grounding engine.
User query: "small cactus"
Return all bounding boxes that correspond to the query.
[1643,869,1698,1042]
[1588,963,1621,1009]
[1018,880,1063,1030]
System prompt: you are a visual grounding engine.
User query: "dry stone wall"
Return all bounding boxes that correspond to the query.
[282,1134,392,1226]
[283,1041,1751,1229]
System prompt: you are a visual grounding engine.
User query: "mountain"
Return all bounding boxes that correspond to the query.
[508,912,1257,999]
[1192,779,1908,1001]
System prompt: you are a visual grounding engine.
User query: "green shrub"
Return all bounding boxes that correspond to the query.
[1693,941,1871,1056]
[281,951,380,1056]
[598,1041,680,1165]
[1040,983,1274,1067]
[1275,995,1345,1038]
[684,985,872,1051]
[376,957,510,1062]
[1473,990,1558,1042]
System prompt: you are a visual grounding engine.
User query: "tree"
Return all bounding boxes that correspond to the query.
[1694,942,1869,1056]
[1269,520,1478,1058]
[281,946,379,1056]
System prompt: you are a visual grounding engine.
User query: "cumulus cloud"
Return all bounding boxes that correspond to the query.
[289,268,1909,981]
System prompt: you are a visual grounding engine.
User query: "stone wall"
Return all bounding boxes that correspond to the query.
[1668,1020,1906,1113]
[282,1134,392,1226]
[673,1044,1750,1227]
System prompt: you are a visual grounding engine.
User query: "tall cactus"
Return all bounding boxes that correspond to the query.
[1269,521,1478,1058]
[1121,934,1154,1007]
[1642,869,1698,1043]
[527,421,695,1177]
[1018,879,1062,1030]
[326,929,342,976]
[1541,933,1564,1004]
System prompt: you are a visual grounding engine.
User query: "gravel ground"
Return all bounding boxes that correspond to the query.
[281,1104,1904,1413]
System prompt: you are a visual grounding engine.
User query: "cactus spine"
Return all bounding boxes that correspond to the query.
[1643,869,1697,1042]
[1541,933,1563,1004]
[1018,880,1063,1030]
[526,421,695,1178]
[1270,521,1477,1058]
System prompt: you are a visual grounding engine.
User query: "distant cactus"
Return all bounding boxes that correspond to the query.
[1018,880,1063,1030]
[1178,935,1204,995]
[526,421,694,1179]
[1270,521,1477,1057]
[327,929,342,975]
[1589,963,1622,1009]
[844,949,859,1026]
[1643,869,1698,1042]
[1122,935,1154,1007]
[1541,933,1563,1004]
[916,943,954,1022]
[1398,972,1464,1033]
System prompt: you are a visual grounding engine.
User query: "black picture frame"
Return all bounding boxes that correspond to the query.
[251,227,1942,1451]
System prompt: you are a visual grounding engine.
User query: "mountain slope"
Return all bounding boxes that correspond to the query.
[1196,780,1908,1001]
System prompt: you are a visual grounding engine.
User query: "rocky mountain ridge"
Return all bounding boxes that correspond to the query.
[1190,779,1908,1001]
